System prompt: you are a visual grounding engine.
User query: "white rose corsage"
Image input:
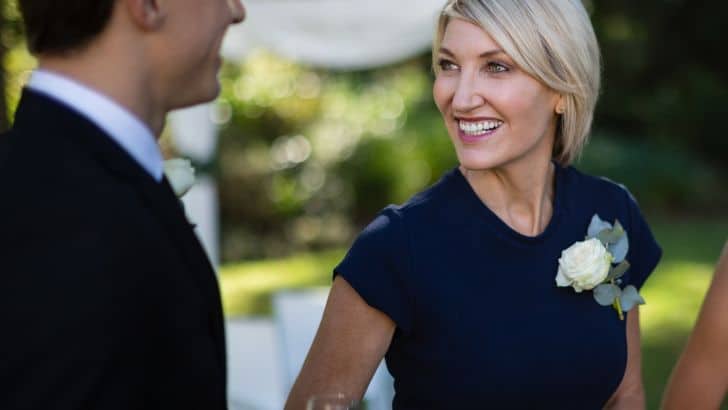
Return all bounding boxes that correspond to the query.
[555,214,644,320]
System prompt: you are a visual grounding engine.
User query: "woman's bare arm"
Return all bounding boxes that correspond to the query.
[662,243,728,410]
[284,276,396,410]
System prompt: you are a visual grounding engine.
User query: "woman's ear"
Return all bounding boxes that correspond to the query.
[124,0,166,31]
[555,95,566,115]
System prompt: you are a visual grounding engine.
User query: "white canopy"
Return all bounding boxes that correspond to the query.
[222,0,444,69]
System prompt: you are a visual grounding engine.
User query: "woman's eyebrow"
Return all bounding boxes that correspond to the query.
[439,47,506,58]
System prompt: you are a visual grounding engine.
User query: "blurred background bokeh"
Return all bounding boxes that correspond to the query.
[1,0,726,408]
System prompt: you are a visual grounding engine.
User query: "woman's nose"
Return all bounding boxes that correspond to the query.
[228,0,246,24]
[452,73,485,113]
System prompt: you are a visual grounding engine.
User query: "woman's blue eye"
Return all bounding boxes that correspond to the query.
[486,62,508,73]
[438,59,458,71]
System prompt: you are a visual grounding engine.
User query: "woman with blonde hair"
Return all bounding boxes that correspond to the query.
[662,242,728,409]
[285,1,661,408]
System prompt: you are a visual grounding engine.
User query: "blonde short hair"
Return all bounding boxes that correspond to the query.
[433,0,601,165]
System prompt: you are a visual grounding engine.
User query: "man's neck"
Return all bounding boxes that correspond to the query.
[38,52,166,137]
[27,68,165,180]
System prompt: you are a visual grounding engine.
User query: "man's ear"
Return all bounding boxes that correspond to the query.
[124,0,166,31]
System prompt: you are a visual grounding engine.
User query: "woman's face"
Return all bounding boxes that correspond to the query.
[433,18,561,172]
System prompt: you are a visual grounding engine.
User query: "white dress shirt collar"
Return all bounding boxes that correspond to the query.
[26,69,163,181]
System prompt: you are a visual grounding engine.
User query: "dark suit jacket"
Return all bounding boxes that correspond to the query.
[0,89,227,409]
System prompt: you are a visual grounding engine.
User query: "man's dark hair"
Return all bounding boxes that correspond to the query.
[18,0,116,55]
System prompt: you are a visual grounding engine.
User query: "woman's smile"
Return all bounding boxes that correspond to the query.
[456,117,504,143]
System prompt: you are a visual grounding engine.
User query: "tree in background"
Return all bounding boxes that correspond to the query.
[0,0,27,131]
[0,0,9,130]
[591,0,728,174]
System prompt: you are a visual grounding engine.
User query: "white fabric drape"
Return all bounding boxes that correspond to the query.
[222,0,444,69]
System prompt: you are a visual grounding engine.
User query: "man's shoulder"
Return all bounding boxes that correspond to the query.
[1,122,102,187]
[0,115,168,248]
[0,135,149,231]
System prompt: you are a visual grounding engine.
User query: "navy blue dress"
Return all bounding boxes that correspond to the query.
[334,165,662,409]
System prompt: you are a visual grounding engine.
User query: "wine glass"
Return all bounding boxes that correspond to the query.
[306,393,362,410]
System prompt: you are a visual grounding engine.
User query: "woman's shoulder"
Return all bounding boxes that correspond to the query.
[561,165,638,207]
[562,165,661,289]
[355,167,464,245]
[559,165,648,231]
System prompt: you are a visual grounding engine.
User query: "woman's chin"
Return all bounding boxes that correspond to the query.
[455,152,502,172]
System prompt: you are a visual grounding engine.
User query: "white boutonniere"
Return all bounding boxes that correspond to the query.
[163,158,196,198]
[163,158,196,226]
[555,214,644,320]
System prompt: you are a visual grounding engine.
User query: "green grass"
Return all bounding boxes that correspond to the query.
[640,218,728,409]
[220,249,344,316]
[219,217,728,409]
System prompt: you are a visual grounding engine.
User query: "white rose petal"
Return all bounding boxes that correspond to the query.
[556,238,612,292]
[555,269,572,287]
[164,158,196,197]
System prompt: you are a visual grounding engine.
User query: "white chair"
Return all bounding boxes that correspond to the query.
[272,288,395,410]
[226,317,286,410]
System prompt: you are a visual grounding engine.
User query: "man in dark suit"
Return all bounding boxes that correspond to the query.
[0,0,245,408]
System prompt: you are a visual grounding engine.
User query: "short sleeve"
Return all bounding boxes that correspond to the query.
[622,189,662,290]
[334,206,413,333]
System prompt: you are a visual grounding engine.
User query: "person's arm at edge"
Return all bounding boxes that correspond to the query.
[284,276,396,410]
[662,242,728,410]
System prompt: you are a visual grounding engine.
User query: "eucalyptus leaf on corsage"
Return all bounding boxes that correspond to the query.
[555,214,644,320]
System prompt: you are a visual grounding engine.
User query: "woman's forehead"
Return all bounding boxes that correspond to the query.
[440,19,504,56]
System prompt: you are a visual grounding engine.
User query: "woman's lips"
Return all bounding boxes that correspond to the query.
[456,118,503,144]
[457,127,498,143]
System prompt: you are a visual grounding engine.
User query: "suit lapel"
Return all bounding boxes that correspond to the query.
[13,89,226,372]
[135,174,227,370]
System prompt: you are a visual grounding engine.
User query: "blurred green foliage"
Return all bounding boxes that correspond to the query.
[0,0,33,128]
[578,135,724,212]
[590,0,728,170]
[215,52,454,259]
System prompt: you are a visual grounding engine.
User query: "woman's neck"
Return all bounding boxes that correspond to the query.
[461,158,556,237]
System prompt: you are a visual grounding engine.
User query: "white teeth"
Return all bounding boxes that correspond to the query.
[458,120,502,135]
